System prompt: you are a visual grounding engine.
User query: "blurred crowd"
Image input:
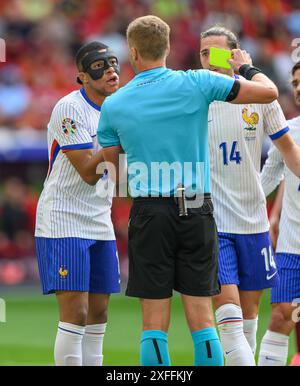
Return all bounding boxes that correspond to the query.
[0,177,38,284]
[1,0,300,283]
[0,0,300,131]
[0,177,37,259]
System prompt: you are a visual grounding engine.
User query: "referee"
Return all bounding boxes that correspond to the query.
[97,15,278,366]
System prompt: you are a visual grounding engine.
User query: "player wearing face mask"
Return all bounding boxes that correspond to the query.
[35,42,121,366]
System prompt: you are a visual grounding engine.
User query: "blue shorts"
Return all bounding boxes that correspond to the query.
[271,253,300,303]
[218,232,279,291]
[35,237,121,295]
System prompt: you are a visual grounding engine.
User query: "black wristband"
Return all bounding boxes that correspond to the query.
[239,64,262,80]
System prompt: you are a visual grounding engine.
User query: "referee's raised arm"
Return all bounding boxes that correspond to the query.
[226,49,279,104]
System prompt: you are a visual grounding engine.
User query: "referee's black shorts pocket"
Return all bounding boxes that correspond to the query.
[128,205,154,240]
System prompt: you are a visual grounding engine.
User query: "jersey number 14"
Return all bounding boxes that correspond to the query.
[219,141,242,165]
[261,246,277,272]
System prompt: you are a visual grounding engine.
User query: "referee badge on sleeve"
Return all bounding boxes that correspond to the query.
[62,118,76,135]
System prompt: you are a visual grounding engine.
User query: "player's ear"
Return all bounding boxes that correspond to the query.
[77,72,88,85]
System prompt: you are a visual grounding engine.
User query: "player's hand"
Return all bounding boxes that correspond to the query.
[228,49,253,73]
[269,215,280,251]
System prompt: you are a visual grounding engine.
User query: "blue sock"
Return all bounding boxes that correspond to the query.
[192,327,224,366]
[140,330,170,366]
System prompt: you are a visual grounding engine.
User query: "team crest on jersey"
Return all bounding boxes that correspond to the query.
[242,106,259,140]
[59,267,68,279]
[62,118,76,135]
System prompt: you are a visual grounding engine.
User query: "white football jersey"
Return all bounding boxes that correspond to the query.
[35,89,115,240]
[209,89,288,234]
[261,116,300,254]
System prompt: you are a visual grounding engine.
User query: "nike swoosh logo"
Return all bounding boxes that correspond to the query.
[266,272,277,280]
[208,120,213,123]
[265,356,281,362]
[225,349,237,355]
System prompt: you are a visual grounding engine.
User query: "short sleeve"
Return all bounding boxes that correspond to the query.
[97,101,121,148]
[263,100,290,140]
[192,70,235,104]
[51,102,93,153]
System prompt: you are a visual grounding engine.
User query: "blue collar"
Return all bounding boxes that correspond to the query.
[134,66,168,80]
[80,88,101,111]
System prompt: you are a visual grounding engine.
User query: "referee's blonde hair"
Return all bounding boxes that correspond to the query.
[127,15,170,61]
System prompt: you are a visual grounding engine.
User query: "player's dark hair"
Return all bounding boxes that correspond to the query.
[75,41,109,71]
[292,61,300,76]
[201,26,239,50]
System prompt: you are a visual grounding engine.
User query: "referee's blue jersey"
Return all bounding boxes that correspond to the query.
[98,67,235,197]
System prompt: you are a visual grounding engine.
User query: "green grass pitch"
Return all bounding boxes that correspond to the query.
[0,289,296,366]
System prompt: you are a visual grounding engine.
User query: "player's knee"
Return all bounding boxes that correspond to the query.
[269,304,295,334]
[213,286,240,310]
[213,295,239,310]
[88,308,108,324]
[61,304,89,326]
[74,307,88,326]
[242,306,259,320]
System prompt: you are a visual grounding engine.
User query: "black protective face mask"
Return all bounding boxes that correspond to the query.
[77,49,120,84]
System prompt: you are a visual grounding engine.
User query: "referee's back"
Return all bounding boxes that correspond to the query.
[99,66,234,196]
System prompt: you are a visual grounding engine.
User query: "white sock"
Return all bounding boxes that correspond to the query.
[258,330,289,366]
[243,317,258,355]
[216,304,255,366]
[82,323,107,366]
[54,322,85,366]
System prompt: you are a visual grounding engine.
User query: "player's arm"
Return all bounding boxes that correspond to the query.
[53,102,105,185]
[101,145,122,187]
[261,142,284,196]
[65,149,104,186]
[260,140,285,249]
[272,132,300,179]
[269,180,284,250]
[227,49,279,104]
[97,101,122,188]
[261,99,300,179]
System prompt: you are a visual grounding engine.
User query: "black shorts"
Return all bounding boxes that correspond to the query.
[126,196,220,299]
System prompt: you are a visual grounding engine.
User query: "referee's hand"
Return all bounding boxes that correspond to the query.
[228,49,253,73]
